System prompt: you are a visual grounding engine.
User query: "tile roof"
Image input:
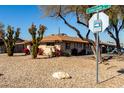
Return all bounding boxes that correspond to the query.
[41,34,89,43]
[0,37,26,45]
[100,42,116,46]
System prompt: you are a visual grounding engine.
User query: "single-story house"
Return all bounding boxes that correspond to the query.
[14,38,26,53]
[0,38,6,53]
[100,42,116,53]
[38,34,93,55]
[25,34,118,56]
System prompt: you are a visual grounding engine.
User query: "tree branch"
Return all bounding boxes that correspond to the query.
[75,7,88,27]
[118,19,124,31]
[58,6,94,46]
[75,7,91,39]
[59,14,84,40]
[106,28,117,41]
[86,30,90,39]
[1,36,7,47]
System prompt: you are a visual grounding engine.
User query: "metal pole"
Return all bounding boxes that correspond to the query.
[96,11,99,83]
[96,32,99,83]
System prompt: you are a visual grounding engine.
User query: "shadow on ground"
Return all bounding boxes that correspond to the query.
[36,57,52,59]
[13,55,26,57]
[0,74,4,76]
[99,73,121,84]
[117,69,124,74]
[98,68,124,84]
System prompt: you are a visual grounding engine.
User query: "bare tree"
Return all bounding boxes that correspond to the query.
[105,6,124,54]
[39,5,124,61]
[39,5,103,62]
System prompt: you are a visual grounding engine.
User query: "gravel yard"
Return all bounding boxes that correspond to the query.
[0,53,124,88]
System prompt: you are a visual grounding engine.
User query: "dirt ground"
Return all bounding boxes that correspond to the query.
[0,53,124,88]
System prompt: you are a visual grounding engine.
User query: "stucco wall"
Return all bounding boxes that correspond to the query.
[38,42,92,55]
[38,43,61,55]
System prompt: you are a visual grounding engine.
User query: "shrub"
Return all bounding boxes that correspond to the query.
[54,48,62,57]
[78,49,86,55]
[38,48,44,55]
[23,48,30,55]
[71,48,78,56]
[61,51,71,57]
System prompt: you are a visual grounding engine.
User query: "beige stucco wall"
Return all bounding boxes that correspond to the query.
[38,43,62,56]
[26,42,92,55]
[38,42,92,55]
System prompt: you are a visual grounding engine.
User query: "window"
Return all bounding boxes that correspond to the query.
[79,43,82,48]
[82,44,86,49]
[74,43,78,48]
[65,43,70,49]
[74,43,76,48]
[46,43,55,46]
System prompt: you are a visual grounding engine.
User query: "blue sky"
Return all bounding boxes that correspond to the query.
[0,5,123,44]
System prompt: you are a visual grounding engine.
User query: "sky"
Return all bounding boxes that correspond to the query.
[0,5,124,45]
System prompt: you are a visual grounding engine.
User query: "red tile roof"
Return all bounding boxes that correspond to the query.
[41,34,89,43]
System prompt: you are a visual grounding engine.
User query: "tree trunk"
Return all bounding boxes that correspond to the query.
[115,26,121,54]
[91,45,96,57]
[116,38,121,53]
[32,44,38,59]
[94,33,102,63]
[7,47,14,56]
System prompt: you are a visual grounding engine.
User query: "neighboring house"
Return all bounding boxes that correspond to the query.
[38,34,93,55]
[0,38,6,53]
[100,42,116,53]
[0,37,26,53]
[14,38,26,53]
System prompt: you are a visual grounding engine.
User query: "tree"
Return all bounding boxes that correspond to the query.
[28,23,46,59]
[0,25,20,56]
[40,5,124,61]
[0,23,4,34]
[105,6,124,54]
[40,5,103,62]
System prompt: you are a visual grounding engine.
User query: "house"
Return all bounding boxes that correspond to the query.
[14,38,26,53]
[0,38,6,53]
[100,42,116,53]
[0,37,26,53]
[38,34,93,55]
[25,33,118,56]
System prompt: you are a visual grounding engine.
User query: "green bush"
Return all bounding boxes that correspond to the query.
[62,51,71,57]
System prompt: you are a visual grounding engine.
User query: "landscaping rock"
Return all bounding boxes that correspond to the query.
[52,72,71,79]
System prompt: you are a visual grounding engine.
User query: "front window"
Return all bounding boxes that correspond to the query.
[46,43,55,46]
[74,43,78,48]
[82,44,86,49]
[65,43,70,49]
[79,43,82,48]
